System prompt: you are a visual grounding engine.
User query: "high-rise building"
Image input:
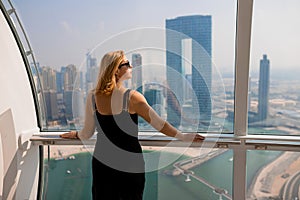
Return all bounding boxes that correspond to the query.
[64,90,73,120]
[40,66,57,91]
[61,64,84,123]
[44,90,58,121]
[166,15,212,127]
[258,54,270,121]
[64,64,77,91]
[86,52,97,70]
[56,67,66,94]
[86,52,99,92]
[144,86,163,116]
[132,53,143,93]
[39,66,59,122]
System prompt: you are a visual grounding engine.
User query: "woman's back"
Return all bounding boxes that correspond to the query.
[94,89,140,148]
[93,89,144,173]
[95,88,135,115]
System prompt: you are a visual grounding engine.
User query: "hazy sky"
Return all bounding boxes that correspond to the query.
[11,0,300,78]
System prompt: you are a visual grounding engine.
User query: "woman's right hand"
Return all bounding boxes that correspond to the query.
[59,131,79,139]
[179,133,205,142]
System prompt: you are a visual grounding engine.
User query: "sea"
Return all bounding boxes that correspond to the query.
[43,149,282,200]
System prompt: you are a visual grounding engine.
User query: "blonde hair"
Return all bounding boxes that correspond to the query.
[95,50,124,95]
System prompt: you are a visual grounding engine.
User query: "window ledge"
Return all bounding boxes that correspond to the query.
[30,132,300,151]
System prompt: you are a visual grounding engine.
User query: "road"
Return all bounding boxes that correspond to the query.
[169,149,233,200]
[282,171,300,200]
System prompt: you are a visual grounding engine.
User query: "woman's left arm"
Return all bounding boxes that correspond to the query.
[60,91,96,139]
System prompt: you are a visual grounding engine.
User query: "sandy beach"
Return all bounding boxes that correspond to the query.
[44,145,92,160]
[248,151,300,199]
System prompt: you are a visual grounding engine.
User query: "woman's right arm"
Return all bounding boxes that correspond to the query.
[130,91,205,142]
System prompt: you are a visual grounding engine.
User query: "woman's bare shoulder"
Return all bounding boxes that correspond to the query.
[129,90,147,104]
[129,90,151,114]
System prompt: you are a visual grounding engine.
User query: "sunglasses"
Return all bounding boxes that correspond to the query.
[118,61,131,69]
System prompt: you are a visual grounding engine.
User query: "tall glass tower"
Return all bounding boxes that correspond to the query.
[166,15,212,128]
[85,52,98,92]
[132,53,143,94]
[258,54,270,121]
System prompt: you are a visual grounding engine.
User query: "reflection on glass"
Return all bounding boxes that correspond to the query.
[247,150,300,200]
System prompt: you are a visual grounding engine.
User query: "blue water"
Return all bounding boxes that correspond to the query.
[43,150,281,200]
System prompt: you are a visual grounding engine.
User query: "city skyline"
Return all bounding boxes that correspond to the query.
[15,1,300,133]
[11,0,300,81]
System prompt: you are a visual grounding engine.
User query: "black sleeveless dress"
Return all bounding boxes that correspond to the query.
[92,89,145,200]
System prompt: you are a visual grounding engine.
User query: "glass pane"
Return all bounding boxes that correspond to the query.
[43,145,233,199]
[247,150,300,199]
[12,0,236,133]
[42,145,92,199]
[158,149,233,200]
[249,0,300,135]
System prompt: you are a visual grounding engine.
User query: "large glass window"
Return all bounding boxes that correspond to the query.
[249,0,300,135]
[42,145,92,199]
[12,0,236,133]
[9,0,237,198]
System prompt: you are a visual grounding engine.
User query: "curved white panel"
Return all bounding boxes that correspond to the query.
[0,132,3,198]
[0,7,39,200]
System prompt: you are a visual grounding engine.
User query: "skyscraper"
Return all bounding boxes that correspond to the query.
[64,64,77,91]
[44,90,58,121]
[85,52,99,92]
[258,54,270,121]
[40,66,57,91]
[63,64,84,121]
[132,53,143,94]
[144,85,163,116]
[166,15,212,127]
[40,66,59,122]
[56,66,66,94]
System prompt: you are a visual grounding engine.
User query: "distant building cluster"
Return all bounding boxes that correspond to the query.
[32,53,98,128]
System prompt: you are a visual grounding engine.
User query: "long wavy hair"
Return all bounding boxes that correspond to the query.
[95,50,124,95]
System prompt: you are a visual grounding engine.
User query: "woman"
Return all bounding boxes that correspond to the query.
[60,50,205,200]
